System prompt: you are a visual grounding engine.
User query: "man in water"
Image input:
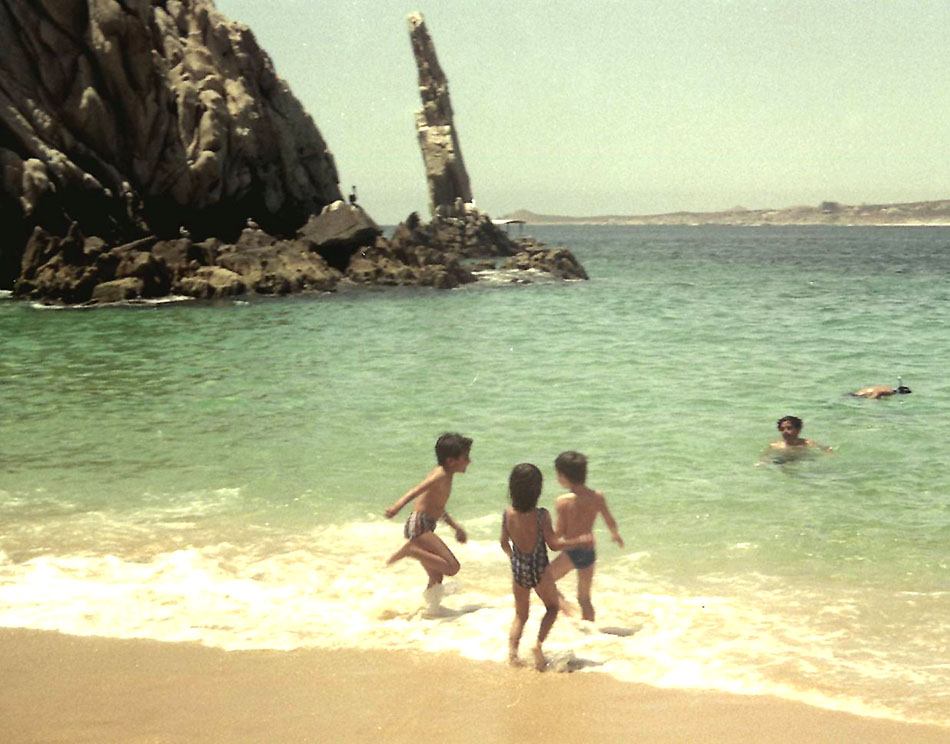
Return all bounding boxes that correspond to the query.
[851,384,912,399]
[759,415,833,464]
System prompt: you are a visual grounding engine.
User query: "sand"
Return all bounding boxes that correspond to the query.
[1,628,948,744]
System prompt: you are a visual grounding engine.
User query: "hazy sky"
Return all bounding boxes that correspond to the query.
[215,0,950,224]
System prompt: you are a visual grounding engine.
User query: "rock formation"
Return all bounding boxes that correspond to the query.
[408,12,473,217]
[0,0,343,290]
[2,1,588,304]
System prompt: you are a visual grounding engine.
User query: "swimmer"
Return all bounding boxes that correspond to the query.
[758,415,833,465]
[851,384,912,399]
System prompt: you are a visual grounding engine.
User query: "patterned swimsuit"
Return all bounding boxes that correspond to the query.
[404,511,437,539]
[506,507,550,589]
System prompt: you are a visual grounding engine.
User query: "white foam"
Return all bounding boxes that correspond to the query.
[0,524,947,728]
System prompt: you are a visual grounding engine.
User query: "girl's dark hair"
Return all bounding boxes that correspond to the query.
[509,463,542,513]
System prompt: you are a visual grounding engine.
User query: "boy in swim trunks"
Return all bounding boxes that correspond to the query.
[547,451,624,622]
[500,463,592,670]
[385,433,471,592]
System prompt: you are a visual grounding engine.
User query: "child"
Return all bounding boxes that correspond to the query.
[547,451,623,622]
[500,462,592,670]
[385,433,471,592]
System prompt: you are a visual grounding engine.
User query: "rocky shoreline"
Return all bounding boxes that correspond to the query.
[0,2,588,307]
[13,203,587,306]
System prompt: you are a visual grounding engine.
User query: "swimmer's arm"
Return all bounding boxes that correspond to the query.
[597,493,624,548]
[808,440,834,454]
[384,469,443,518]
[442,511,467,543]
[543,511,592,551]
[499,513,512,557]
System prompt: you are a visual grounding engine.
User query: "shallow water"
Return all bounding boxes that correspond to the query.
[2,225,949,726]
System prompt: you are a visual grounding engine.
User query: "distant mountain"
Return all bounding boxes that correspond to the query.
[504,200,950,226]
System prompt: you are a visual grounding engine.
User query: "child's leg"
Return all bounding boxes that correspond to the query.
[386,533,459,578]
[576,565,595,621]
[532,572,560,670]
[546,552,577,616]
[509,582,530,666]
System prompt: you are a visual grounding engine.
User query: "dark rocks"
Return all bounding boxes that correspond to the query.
[216,229,340,295]
[501,246,590,281]
[297,203,382,271]
[0,0,342,286]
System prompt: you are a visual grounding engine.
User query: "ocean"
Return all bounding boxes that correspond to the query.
[2,225,949,728]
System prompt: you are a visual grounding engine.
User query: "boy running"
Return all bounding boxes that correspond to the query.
[385,433,471,591]
[547,450,623,621]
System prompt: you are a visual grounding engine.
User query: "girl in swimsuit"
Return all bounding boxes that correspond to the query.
[499,463,592,670]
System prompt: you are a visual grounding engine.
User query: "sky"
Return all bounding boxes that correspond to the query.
[215,0,950,224]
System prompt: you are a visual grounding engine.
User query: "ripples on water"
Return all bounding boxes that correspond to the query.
[2,226,949,726]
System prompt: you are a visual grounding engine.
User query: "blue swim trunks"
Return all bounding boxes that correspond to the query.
[566,546,596,570]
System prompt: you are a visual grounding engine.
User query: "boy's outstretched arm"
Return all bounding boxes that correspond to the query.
[442,511,467,543]
[384,470,443,518]
[598,493,625,548]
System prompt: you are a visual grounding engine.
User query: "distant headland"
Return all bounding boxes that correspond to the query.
[504,200,950,227]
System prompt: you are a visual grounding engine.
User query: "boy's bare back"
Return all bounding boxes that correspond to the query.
[556,485,608,541]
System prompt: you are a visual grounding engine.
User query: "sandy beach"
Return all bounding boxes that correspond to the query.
[1,628,947,744]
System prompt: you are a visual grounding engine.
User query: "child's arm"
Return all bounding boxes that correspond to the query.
[441,511,467,544]
[554,496,568,537]
[541,510,592,552]
[384,470,442,518]
[597,492,624,548]
[499,512,512,558]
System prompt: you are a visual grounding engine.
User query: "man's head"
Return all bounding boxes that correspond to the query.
[777,416,803,440]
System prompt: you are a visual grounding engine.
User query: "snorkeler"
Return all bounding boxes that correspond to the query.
[851,378,912,399]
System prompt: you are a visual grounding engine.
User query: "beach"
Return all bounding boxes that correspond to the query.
[4,225,950,733]
[1,628,948,744]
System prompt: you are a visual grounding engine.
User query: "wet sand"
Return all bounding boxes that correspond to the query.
[1,628,948,744]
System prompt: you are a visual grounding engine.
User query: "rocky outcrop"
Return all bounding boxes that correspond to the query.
[342,208,589,290]
[16,219,345,304]
[2,2,589,303]
[501,246,590,280]
[0,0,342,289]
[408,12,473,217]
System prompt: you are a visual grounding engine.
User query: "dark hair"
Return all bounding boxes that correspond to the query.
[896,386,912,394]
[777,416,803,431]
[554,450,587,485]
[435,432,472,465]
[509,463,542,513]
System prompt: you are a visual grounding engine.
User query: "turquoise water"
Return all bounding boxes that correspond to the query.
[2,225,949,726]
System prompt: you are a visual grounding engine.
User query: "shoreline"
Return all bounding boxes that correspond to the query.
[1,628,948,743]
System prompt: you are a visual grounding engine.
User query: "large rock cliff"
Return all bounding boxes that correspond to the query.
[0,0,342,289]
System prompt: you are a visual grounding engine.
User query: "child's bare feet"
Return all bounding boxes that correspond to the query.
[508,653,525,668]
[532,645,548,671]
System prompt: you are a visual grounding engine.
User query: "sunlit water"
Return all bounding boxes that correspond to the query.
[2,225,949,727]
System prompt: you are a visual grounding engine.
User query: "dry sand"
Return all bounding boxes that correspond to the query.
[1,628,948,744]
